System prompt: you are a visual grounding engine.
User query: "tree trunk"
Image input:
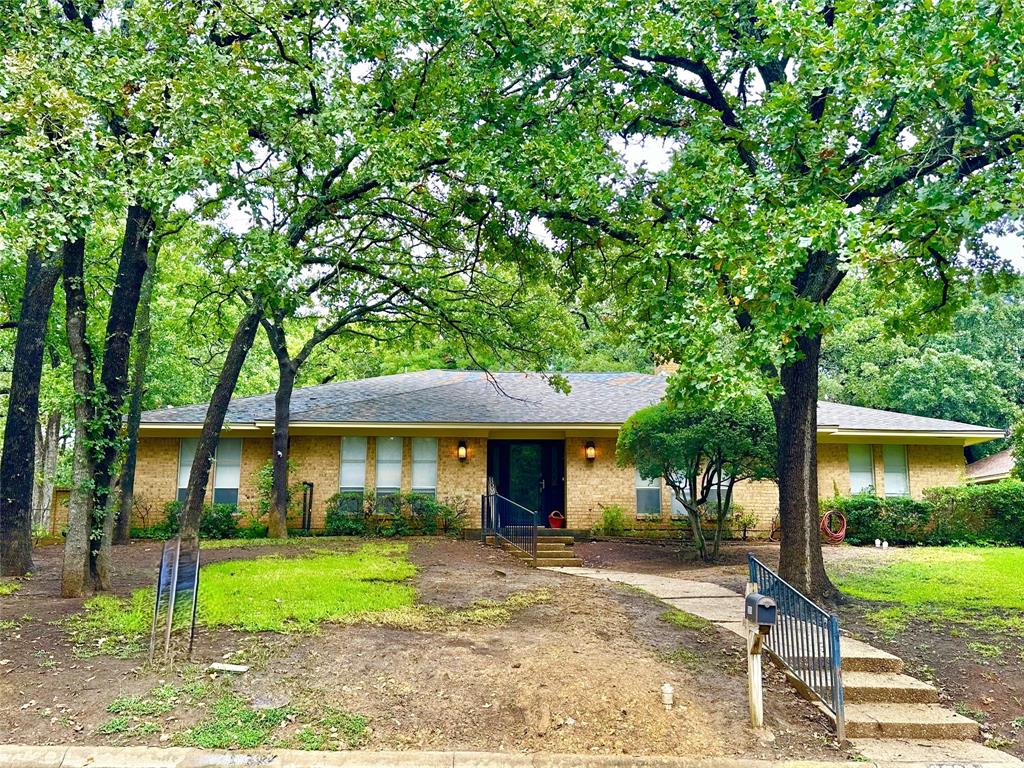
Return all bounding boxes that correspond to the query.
[32,412,61,533]
[92,204,153,589]
[1,249,62,576]
[268,362,296,538]
[115,236,160,545]
[179,303,263,541]
[771,333,836,601]
[33,420,45,526]
[61,237,95,597]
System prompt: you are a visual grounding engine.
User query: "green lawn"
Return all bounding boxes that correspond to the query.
[198,542,417,631]
[66,542,418,653]
[834,547,1024,635]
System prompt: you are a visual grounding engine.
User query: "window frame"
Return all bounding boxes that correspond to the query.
[177,437,242,506]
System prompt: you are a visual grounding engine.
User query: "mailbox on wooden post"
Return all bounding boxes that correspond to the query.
[744,585,777,729]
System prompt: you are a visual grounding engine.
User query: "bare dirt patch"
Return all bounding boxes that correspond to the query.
[1,537,842,759]
[576,538,1024,759]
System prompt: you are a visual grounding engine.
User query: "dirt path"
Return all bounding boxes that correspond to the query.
[1,538,842,759]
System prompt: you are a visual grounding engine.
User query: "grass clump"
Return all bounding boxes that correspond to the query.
[292,707,368,750]
[661,647,706,667]
[659,608,713,631]
[65,588,153,658]
[0,619,18,631]
[0,580,22,596]
[173,694,293,749]
[107,682,204,717]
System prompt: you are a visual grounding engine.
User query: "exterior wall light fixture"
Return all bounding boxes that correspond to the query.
[585,440,596,462]
[457,440,468,461]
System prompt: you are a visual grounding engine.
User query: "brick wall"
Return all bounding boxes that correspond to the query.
[565,436,635,530]
[129,433,970,532]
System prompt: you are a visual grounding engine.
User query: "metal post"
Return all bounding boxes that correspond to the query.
[829,613,846,743]
[162,538,181,660]
[148,541,168,664]
[187,549,201,660]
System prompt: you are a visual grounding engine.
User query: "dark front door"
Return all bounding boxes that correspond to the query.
[487,440,565,527]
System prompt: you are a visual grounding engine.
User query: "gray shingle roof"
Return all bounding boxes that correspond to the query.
[966,448,1015,479]
[140,369,1003,435]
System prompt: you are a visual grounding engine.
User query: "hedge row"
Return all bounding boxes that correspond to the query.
[823,479,1024,546]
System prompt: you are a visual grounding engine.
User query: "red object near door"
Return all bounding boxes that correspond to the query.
[548,510,565,528]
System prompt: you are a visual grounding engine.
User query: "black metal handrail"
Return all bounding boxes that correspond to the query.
[748,555,845,741]
[481,493,537,561]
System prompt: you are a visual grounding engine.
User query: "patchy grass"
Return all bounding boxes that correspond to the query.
[108,681,208,717]
[64,589,153,658]
[173,693,294,749]
[834,547,1024,636]
[659,608,713,631]
[0,619,18,631]
[354,588,553,630]
[661,647,707,667]
[0,580,23,596]
[290,708,368,750]
[198,543,416,632]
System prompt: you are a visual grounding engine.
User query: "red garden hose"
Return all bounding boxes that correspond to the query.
[820,510,847,545]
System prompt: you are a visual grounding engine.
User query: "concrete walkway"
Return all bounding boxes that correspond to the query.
[0,744,991,768]
[542,566,1022,768]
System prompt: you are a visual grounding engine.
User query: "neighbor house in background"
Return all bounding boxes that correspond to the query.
[122,370,1002,534]
[966,448,1015,484]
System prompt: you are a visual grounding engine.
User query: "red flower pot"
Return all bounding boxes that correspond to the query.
[548,510,565,529]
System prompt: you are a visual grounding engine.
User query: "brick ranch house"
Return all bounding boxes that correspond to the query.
[132,369,1003,533]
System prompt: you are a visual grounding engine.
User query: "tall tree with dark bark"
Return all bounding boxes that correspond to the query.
[470,0,1024,599]
[0,251,63,576]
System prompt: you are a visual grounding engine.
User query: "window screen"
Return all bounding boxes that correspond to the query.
[882,445,910,497]
[848,444,875,494]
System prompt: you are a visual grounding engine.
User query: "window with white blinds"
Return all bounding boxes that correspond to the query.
[883,445,910,497]
[339,437,368,492]
[375,437,403,494]
[177,437,242,506]
[848,444,875,494]
[411,437,437,497]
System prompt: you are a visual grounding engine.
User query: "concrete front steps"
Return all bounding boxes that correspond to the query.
[495,536,582,567]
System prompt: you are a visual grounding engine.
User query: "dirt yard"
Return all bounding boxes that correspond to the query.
[575,539,1024,759]
[0,537,843,758]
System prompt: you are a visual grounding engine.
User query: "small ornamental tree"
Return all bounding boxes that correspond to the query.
[617,399,777,561]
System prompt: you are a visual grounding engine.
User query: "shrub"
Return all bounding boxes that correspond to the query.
[924,480,1024,544]
[827,479,1024,546]
[199,503,238,540]
[592,505,627,536]
[324,492,369,536]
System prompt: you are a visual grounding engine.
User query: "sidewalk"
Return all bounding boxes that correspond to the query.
[0,744,966,768]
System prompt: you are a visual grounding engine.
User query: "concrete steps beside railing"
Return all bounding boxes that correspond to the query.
[842,671,938,704]
[843,702,980,740]
[497,538,582,567]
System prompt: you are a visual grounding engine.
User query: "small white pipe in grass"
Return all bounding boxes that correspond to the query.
[661,683,674,710]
